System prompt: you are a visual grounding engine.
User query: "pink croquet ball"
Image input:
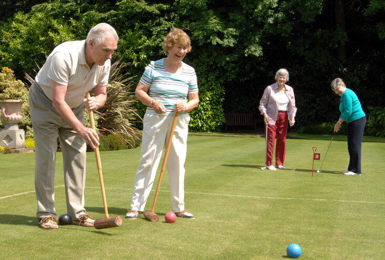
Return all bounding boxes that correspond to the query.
[165,212,177,223]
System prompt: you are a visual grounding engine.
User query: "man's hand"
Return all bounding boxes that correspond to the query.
[83,96,100,111]
[78,126,100,149]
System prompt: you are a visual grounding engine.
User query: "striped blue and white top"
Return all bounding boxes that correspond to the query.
[140,58,199,116]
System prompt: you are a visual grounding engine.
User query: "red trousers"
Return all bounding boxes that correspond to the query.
[265,111,288,166]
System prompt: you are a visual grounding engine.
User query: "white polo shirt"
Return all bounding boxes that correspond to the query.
[35,40,110,108]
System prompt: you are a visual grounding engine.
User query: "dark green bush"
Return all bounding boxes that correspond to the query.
[366,106,385,137]
[188,63,226,132]
[297,122,336,135]
[1,0,384,133]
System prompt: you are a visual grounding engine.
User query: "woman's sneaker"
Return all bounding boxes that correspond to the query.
[39,216,58,230]
[267,165,277,171]
[344,171,360,176]
[125,210,139,219]
[175,210,195,219]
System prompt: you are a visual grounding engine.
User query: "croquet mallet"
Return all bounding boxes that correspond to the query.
[261,122,268,170]
[87,93,123,229]
[143,112,179,222]
[318,132,335,173]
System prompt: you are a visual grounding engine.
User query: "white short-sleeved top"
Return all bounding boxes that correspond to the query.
[35,40,110,108]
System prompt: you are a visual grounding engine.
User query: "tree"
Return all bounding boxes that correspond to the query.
[0,0,384,134]
[0,0,46,21]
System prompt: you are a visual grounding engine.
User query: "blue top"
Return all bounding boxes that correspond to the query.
[339,88,366,123]
[140,58,198,116]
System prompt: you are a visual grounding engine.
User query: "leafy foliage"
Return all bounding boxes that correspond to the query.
[0,67,31,130]
[99,134,129,151]
[3,146,13,154]
[0,67,28,100]
[366,106,385,137]
[95,61,142,148]
[0,0,384,135]
[25,137,35,150]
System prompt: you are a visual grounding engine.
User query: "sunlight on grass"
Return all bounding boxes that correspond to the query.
[1,135,385,259]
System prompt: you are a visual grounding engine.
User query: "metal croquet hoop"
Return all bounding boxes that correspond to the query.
[312,146,321,177]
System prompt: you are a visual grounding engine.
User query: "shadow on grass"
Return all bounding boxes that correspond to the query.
[294,168,341,174]
[222,164,341,174]
[222,164,260,169]
[0,214,37,226]
[86,206,127,216]
[0,214,117,235]
[87,207,170,224]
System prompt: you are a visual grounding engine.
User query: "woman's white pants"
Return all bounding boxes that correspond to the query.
[130,113,190,212]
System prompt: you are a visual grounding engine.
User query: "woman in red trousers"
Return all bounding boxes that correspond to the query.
[259,68,297,171]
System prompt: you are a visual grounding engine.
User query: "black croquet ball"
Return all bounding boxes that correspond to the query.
[59,214,72,225]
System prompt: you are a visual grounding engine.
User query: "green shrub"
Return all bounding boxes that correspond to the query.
[297,122,337,135]
[96,61,141,148]
[0,145,4,153]
[99,134,128,151]
[3,147,13,154]
[25,137,35,150]
[189,73,225,132]
[0,67,28,100]
[366,106,385,137]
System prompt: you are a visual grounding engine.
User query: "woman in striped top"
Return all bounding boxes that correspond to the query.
[126,28,199,219]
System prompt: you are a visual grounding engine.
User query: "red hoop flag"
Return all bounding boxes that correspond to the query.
[312,147,319,176]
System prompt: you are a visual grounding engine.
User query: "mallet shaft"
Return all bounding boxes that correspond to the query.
[87,93,122,229]
[145,112,178,222]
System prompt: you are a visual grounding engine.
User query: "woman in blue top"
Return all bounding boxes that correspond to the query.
[331,78,366,176]
[126,28,199,219]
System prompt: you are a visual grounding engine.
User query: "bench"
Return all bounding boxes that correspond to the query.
[224,113,258,130]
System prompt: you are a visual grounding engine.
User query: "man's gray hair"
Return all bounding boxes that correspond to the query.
[275,68,289,81]
[330,78,345,91]
[86,23,119,46]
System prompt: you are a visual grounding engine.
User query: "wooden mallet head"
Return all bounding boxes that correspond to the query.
[143,210,159,222]
[94,216,123,229]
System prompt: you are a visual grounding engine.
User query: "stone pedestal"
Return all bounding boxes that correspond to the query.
[0,128,33,153]
[0,128,24,148]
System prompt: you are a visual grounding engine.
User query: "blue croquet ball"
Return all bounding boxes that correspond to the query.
[59,214,72,225]
[287,243,302,258]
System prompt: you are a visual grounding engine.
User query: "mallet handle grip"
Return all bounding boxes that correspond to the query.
[151,112,179,212]
[87,93,109,218]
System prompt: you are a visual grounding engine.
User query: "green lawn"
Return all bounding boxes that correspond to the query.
[0,134,384,259]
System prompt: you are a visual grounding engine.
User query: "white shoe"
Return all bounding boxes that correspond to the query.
[267,165,276,171]
[344,171,360,176]
[175,210,195,219]
[277,165,285,170]
[125,210,139,219]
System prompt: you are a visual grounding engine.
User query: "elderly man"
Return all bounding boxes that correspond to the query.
[29,23,118,229]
